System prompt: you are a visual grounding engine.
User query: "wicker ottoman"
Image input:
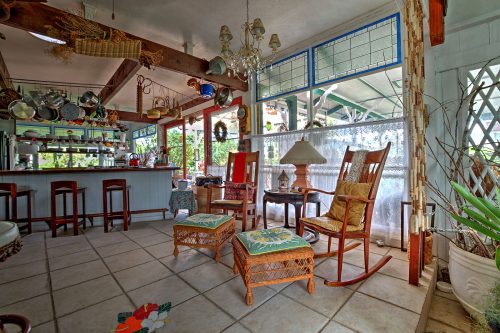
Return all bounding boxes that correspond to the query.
[173,213,235,262]
[232,228,315,305]
[0,221,22,262]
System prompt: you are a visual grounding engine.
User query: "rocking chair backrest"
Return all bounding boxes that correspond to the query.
[338,143,391,227]
[338,143,391,199]
[225,151,260,202]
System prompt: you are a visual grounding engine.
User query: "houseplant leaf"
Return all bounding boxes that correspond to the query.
[496,247,500,271]
[462,207,500,234]
[451,182,499,223]
[450,213,500,241]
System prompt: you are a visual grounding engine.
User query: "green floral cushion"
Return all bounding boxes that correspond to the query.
[174,214,232,229]
[236,228,310,256]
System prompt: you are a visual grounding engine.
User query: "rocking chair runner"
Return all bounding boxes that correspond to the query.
[298,143,391,287]
[206,151,260,231]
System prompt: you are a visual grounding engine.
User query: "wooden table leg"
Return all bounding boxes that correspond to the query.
[284,203,290,228]
[316,202,321,217]
[263,198,268,229]
[293,204,301,235]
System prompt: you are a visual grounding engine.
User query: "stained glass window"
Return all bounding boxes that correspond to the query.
[256,50,309,101]
[313,13,401,86]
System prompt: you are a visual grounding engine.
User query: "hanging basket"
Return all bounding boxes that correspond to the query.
[74,38,141,59]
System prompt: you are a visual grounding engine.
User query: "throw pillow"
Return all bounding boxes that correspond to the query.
[224,181,254,202]
[325,181,372,226]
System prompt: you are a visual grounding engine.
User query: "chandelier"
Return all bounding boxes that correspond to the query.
[218,0,281,82]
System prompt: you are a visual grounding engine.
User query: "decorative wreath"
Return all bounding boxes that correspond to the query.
[214,120,228,143]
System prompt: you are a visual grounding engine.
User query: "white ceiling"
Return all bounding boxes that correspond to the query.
[1,0,393,111]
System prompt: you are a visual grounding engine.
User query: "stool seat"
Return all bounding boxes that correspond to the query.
[103,179,130,233]
[232,228,315,305]
[173,213,235,262]
[0,183,33,234]
[51,181,87,238]
[55,187,86,194]
[0,221,22,262]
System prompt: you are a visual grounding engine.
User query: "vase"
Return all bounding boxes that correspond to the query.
[448,241,500,318]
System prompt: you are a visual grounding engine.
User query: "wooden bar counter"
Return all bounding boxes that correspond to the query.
[0,167,179,227]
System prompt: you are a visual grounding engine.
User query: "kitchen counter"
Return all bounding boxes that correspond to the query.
[0,167,179,228]
[0,167,179,175]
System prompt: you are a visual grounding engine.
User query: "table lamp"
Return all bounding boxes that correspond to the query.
[279,137,326,190]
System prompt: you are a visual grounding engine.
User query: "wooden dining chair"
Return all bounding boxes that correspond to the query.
[298,143,391,286]
[206,151,260,231]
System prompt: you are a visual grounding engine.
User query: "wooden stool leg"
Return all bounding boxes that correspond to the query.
[110,190,114,227]
[103,189,109,233]
[245,288,254,305]
[72,190,78,236]
[63,193,68,231]
[122,187,128,231]
[82,190,87,229]
[51,190,57,238]
[5,196,9,221]
[27,192,32,234]
[307,277,315,294]
[127,188,131,224]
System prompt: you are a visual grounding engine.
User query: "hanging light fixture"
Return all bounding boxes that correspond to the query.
[218,0,281,82]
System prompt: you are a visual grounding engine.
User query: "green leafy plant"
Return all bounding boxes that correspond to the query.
[450,181,500,270]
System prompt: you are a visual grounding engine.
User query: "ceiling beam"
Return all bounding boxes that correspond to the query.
[99,59,141,105]
[178,96,212,112]
[0,50,13,89]
[116,110,156,124]
[2,2,248,92]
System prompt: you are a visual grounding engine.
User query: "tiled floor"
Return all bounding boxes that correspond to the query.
[0,218,470,333]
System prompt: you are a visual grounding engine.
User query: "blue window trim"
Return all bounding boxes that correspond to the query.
[133,124,157,140]
[256,49,310,102]
[312,13,401,87]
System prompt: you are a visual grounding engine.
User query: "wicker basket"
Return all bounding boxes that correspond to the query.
[74,38,141,59]
[407,230,433,265]
[193,185,222,213]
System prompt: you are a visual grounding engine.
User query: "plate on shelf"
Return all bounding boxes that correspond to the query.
[23,130,39,138]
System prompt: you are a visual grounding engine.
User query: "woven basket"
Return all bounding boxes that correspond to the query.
[74,38,141,59]
[407,230,433,265]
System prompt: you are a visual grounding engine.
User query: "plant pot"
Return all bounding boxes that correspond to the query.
[448,241,500,318]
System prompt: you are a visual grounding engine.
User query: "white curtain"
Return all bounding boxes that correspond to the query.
[251,118,409,247]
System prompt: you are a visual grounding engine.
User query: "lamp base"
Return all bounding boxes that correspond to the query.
[291,164,311,190]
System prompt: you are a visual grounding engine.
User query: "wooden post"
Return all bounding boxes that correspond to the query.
[403,0,427,286]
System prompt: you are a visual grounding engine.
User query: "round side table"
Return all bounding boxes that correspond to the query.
[263,189,320,243]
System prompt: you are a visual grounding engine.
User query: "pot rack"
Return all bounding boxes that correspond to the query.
[136,74,196,104]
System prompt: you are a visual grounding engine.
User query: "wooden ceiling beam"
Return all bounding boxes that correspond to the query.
[0,50,13,89]
[2,2,248,91]
[116,110,156,124]
[99,59,141,105]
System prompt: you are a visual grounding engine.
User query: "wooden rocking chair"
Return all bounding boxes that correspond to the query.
[206,151,260,231]
[298,143,391,286]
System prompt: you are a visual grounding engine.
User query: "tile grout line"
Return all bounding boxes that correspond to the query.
[44,231,60,333]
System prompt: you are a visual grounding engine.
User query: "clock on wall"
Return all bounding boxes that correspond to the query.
[237,106,247,120]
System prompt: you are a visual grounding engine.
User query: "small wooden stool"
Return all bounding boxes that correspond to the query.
[51,181,87,238]
[232,228,315,305]
[0,183,33,234]
[173,213,235,262]
[103,179,130,232]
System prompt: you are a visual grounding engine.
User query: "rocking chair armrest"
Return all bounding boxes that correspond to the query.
[300,187,336,196]
[336,194,373,204]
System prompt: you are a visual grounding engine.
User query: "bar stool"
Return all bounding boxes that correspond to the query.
[51,181,87,238]
[0,183,33,234]
[103,179,131,233]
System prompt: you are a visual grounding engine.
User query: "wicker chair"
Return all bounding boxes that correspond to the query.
[298,143,391,286]
[206,151,259,231]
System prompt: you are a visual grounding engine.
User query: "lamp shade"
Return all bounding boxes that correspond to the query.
[280,138,326,165]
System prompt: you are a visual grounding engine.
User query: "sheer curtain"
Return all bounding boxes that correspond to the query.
[252,118,409,247]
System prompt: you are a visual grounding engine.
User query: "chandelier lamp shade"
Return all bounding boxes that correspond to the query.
[218,0,281,82]
[280,137,326,190]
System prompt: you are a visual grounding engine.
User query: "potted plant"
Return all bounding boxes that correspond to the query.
[423,58,500,322]
[447,182,499,319]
